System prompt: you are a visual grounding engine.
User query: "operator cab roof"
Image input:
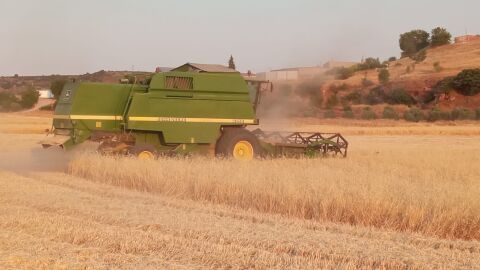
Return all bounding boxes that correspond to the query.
[172,63,238,73]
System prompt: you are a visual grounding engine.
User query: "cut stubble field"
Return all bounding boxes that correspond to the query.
[0,113,479,269]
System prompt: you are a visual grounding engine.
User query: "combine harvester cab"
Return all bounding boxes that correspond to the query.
[41,63,348,159]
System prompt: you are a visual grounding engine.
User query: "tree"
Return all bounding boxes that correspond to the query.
[228,55,236,70]
[378,68,390,85]
[430,27,452,47]
[451,69,480,96]
[50,79,67,99]
[358,57,383,70]
[399,30,430,58]
[20,85,40,109]
[388,56,397,62]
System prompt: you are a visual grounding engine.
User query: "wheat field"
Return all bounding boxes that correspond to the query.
[1,113,480,269]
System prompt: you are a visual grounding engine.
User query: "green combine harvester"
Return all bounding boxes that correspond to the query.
[41,63,348,160]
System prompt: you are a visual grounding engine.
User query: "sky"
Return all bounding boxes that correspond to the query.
[0,0,479,76]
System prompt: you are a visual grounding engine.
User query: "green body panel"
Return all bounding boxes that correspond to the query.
[52,70,258,149]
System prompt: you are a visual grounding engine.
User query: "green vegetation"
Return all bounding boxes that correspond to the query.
[427,107,451,122]
[451,107,475,120]
[430,27,452,47]
[388,88,415,105]
[451,69,480,96]
[404,107,424,122]
[388,57,397,62]
[361,107,376,120]
[326,94,339,109]
[399,30,430,58]
[342,91,362,105]
[361,78,374,87]
[331,66,356,80]
[412,49,427,63]
[0,92,20,112]
[358,57,384,70]
[382,106,399,120]
[365,87,386,105]
[476,108,480,120]
[20,85,40,109]
[228,55,236,70]
[433,62,443,72]
[0,86,39,112]
[378,69,390,85]
[50,79,67,99]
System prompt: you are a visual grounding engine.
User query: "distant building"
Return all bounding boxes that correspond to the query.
[454,35,480,43]
[256,61,358,82]
[38,89,54,99]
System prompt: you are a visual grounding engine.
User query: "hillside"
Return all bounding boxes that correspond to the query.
[332,40,480,108]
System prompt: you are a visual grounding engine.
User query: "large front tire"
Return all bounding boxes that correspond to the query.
[216,128,262,161]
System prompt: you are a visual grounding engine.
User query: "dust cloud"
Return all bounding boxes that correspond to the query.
[0,142,98,174]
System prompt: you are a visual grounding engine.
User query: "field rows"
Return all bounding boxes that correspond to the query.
[1,171,479,269]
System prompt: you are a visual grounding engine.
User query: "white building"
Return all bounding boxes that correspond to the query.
[38,89,54,99]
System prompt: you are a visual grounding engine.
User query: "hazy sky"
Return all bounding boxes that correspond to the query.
[1,0,479,75]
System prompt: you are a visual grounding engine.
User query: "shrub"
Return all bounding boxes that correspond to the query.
[404,107,424,122]
[451,107,475,120]
[20,85,40,109]
[365,86,386,105]
[427,107,450,122]
[433,62,443,72]
[451,69,480,96]
[430,27,452,47]
[335,66,356,80]
[388,57,397,62]
[476,108,480,120]
[324,109,336,118]
[361,78,374,87]
[412,49,427,63]
[361,107,376,120]
[387,88,416,105]
[378,69,390,85]
[358,57,383,70]
[382,106,399,120]
[342,110,354,119]
[432,77,454,95]
[0,91,20,112]
[342,91,362,104]
[9,102,22,112]
[326,94,339,109]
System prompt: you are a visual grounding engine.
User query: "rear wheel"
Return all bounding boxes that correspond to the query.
[131,144,158,160]
[216,128,262,161]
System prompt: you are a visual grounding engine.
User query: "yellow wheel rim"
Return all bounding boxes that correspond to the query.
[233,140,254,161]
[138,150,155,160]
